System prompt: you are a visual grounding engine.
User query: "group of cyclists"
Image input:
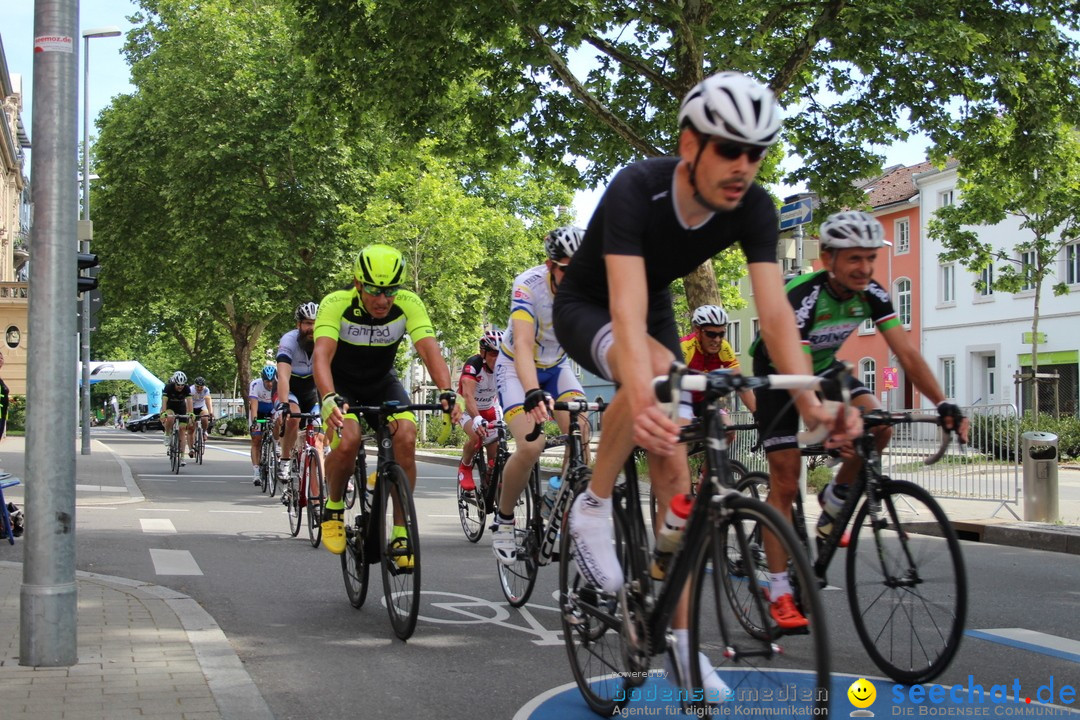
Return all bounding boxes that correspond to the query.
[154,69,970,707]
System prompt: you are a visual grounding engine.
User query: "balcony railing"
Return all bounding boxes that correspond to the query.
[0,282,29,300]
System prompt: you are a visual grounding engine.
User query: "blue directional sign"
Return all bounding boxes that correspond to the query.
[779,197,813,230]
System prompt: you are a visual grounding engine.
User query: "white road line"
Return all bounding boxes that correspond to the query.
[207,510,263,514]
[967,628,1080,664]
[76,506,118,510]
[141,478,178,482]
[191,480,226,484]
[144,474,249,478]
[140,518,177,534]
[75,484,128,492]
[149,549,203,576]
[143,508,189,512]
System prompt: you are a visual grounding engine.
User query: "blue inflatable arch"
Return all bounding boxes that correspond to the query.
[83,361,166,415]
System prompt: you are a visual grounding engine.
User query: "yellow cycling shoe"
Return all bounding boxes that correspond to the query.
[322,515,346,555]
[388,536,414,571]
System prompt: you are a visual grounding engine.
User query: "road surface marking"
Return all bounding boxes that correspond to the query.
[207,510,263,514]
[140,518,177,534]
[967,628,1080,664]
[143,508,189,512]
[149,549,203,575]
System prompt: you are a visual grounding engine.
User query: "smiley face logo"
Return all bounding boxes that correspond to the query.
[848,678,876,709]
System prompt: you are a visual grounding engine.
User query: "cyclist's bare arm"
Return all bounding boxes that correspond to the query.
[460,374,481,419]
[312,336,343,429]
[511,317,549,425]
[276,361,293,407]
[881,324,969,442]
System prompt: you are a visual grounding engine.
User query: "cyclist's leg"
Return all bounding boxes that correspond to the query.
[388,415,418,521]
[458,415,481,490]
[820,386,882,519]
[249,421,263,483]
[321,414,361,554]
[280,398,301,478]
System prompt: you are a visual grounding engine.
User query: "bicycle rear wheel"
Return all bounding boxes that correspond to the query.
[457,452,488,543]
[287,461,303,537]
[345,450,363,510]
[496,464,538,607]
[380,463,421,640]
[691,495,829,715]
[846,478,967,684]
[307,456,325,548]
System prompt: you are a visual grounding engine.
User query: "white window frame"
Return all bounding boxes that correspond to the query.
[895,277,912,327]
[728,320,742,354]
[940,262,956,307]
[977,264,995,299]
[939,189,954,208]
[860,358,877,396]
[858,317,875,336]
[751,317,760,340]
[1019,250,1036,292]
[894,218,910,255]
[1066,242,1080,286]
[941,357,956,400]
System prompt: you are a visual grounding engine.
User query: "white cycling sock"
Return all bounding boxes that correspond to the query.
[768,571,792,599]
[823,482,847,515]
[576,488,612,517]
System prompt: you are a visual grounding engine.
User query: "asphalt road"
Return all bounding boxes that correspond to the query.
[66,430,1080,718]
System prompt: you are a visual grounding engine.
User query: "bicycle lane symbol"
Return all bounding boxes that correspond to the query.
[395,591,563,646]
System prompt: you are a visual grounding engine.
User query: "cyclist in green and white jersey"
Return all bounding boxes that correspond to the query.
[751,210,969,628]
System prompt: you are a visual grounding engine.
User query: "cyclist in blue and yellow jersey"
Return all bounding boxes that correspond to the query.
[314,244,460,558]
[750,210,969,626]
[248,365,277,486]
[275,302,322,485]
[161,371,194,466]
[491,227,590,566]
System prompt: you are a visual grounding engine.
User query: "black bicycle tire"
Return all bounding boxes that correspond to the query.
[690,495,830,714]
[497,464,538,607]
[846,479,967,685]
[345,451,363,510]
[380,463,421,640]
[171,429,180,475]
[287,461,303,537]
[558,481,634,716]
[341,505,370,609]
[307,456,325,548]
[457,451,486,543]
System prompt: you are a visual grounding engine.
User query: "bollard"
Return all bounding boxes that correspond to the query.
[1021,431,1059,522]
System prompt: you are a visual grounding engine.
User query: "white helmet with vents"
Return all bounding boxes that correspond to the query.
[678,72,781,146]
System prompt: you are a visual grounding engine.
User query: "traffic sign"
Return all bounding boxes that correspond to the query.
[779,197,813,230]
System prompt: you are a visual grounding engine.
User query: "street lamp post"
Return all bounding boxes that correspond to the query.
[80,26,121,455]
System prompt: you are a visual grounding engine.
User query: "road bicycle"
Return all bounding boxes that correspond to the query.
[190,415,211,465]
[456,419,510,543]
[735,409,966,684]
[559,365,831,717]
[339,399,449,640]
[253,418,279,495]
[282,412,326,546]
[497,400,603,608]
[167,414,192,475]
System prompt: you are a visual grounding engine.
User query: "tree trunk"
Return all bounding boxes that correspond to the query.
[684,263,722,313]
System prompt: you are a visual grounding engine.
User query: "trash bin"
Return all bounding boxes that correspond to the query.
[1021,431,1059,522]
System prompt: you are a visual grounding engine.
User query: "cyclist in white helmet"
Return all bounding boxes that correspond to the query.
[680,304,756,414]
[456,328,504,491]
[161,371,194,465]
[552,71,860,692]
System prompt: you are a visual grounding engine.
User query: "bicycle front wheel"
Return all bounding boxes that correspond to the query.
[197,428,206,465]
[846,478,967,684]
[287,463,302,537]
[692,495,829,715]
[380,463,421,640]
[457,453,488,543]
[496,465,538,607]
[307,456,325,548]
[170,431,181,475]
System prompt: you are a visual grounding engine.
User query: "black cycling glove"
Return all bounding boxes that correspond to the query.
[937,401,964,429]
[523,388,548,414]
[439,389,457,412]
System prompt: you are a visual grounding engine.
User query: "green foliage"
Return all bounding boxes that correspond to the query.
[807,465,833,495]
[969,412,1080,463]
[4,395,25,433]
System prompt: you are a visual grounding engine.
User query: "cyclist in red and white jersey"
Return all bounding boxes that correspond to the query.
[457,328,503,491]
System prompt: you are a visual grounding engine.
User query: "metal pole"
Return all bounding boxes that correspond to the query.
[23,0,80,667]
[80,33,91,455]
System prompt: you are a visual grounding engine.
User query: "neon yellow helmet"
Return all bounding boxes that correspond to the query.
[353,244,405,288]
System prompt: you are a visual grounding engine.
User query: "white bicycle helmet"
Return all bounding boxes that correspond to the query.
[479,328,503,353]
[691,304,729,328]
[170,371,187,385]
[294,302,319,322]
[543,226,585,261]
[819,211,885,250]
[678,72,781,146]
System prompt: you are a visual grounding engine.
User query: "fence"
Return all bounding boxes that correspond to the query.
[728,404,1021,517]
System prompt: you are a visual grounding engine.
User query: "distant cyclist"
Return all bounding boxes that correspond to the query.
[161,371,193,466]
[680,304,756,415]
[750,210,969,592]
[456,328,503,492]
[248,365,277,486]
[491,227,589,566]
[188,377,214,456]
[276,302,322,484]
[314,244,460,558]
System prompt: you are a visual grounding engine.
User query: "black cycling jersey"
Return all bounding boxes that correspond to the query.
[558,156,778,307]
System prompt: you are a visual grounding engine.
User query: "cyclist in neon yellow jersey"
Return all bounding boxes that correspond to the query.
[313,244,460,559]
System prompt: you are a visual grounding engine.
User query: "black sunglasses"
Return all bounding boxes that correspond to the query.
[701,329,726,340]
[711,141,768,163]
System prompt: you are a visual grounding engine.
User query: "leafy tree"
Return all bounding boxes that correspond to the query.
[929,113,1080,413]
[93,0,374,393]
[294,0,1080,308]
[336,140,572,370]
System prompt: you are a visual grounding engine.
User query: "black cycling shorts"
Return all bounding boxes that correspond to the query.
[338,374,414,428]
